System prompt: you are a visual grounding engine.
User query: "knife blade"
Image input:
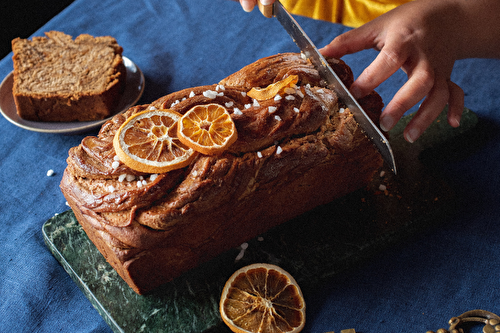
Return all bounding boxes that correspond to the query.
[258,1,397,174]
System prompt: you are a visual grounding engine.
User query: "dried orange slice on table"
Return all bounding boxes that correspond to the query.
[247,75,299,101]
[113,109,196,173]
[177,103,237,155]
[220,263,306,333]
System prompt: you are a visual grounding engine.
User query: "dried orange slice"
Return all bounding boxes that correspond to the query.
[220,263,306,333]
[247,75,299,100]
[113,109,196,173]
[177,103,237,155]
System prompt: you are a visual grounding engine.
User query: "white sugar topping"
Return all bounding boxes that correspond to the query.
[257,151,263,158]
[285,95,295,101]
[233,108,243,115]
[294,107,300,113]
[111,161,120,169]
[225,101,234,108]
[274,115,282,121]
[118,174,127,182]
[150,174,158,181]
[274,94,282,101]
[276,146,283,154]
[189,91,195,98]
[203,90,218,99]
[46,169,54,177]
[268,106,277,113]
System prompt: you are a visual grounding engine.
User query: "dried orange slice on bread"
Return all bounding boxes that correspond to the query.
[113,109,196,173]
[247,75,299,100]
[220,263,306,333]
[177,103,237,155]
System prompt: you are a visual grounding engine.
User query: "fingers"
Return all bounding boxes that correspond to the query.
[398,77,463,143]
[240,0,256,12]
[379,64,435,133]
[447,80,464,128]
[320,24,381,59]
[350,43,410,99]
[403,76,450,143]
[240,0,274,12]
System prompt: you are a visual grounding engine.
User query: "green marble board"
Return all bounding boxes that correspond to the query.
[43,108,482,333]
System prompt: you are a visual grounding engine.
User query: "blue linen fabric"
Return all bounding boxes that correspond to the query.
[0,0,499,332]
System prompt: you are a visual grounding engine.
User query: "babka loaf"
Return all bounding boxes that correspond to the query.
[60,53,384,294]
[12,31,126,122]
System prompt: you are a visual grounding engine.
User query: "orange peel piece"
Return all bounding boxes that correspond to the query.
[247,75,299,100]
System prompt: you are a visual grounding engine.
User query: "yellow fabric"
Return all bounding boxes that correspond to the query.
[281,0,413,27]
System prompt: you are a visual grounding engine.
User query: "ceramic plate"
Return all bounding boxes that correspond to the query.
[0,56,144,134]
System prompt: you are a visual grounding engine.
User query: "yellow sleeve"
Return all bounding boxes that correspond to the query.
[282,0,413,27]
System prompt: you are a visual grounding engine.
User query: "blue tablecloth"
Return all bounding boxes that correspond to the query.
[1,0,499,332]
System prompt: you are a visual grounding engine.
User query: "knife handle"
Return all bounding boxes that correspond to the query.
[257,1,274,18]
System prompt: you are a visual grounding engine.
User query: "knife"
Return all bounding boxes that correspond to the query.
[258,1,397,174]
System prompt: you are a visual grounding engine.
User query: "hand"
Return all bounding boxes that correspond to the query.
[320,0,465,143]
[239,0,275,12]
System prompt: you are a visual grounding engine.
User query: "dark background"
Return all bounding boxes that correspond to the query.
[1,0,75,60]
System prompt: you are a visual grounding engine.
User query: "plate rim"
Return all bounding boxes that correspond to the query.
[0,56,144,134]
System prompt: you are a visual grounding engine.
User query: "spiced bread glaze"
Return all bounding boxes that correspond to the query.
[12,31,126,122]
[60,53,384,294]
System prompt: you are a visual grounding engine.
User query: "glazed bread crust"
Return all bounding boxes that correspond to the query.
[61,53,384,294]
[12,31,126,122]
